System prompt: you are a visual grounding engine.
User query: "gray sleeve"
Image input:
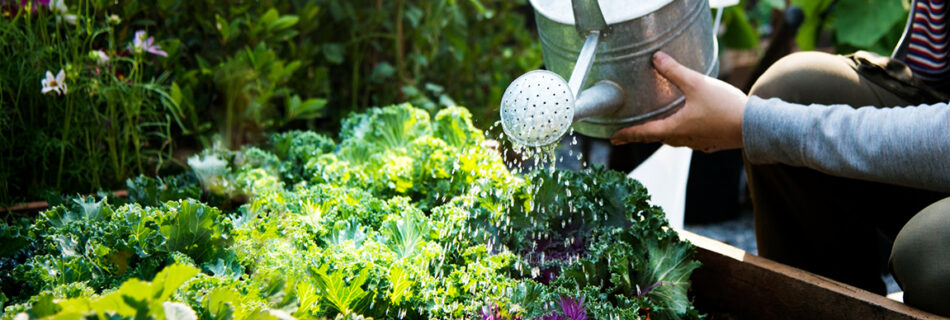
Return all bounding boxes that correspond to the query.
[742,96,950,192]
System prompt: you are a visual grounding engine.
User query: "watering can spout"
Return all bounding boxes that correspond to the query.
[573,80,624,122]
[502,0,719,146]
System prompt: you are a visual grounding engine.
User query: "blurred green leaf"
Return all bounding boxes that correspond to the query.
[406,6,424,28]
[370,62,396,82]
[157,0,175,11]
[468,0,494,19]
[204,287,244,319]
[792,0,835,51]
[28,294,61,318]
[286,95,328,121]
[269,15,299,31]
[322,43,345,64]
[720,6,759,49]
[216,14,231,43]
[170,82,184,105]
[151,264,200,302]
[834,0,906,48]
[260,8,279,26]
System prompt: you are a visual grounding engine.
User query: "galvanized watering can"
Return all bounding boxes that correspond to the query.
[500,0,719,146]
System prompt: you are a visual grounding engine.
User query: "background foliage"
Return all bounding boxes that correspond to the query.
[0,0,542,205]
[0,3,181,205]
[719,0,911,55]
[0,0,913,205]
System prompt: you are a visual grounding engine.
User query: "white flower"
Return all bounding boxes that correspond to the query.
[41,69,67,96]
[62,13,77,25]
[48,0,76,25]
[49,0,67,14]
[107,14,121,25]
[91,50,109,65]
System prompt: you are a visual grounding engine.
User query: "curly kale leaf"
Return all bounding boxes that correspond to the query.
[553,227,700,320]
[316,103,517,214]
[8,197,235,300]
[188,153,231,192]
[17,264,200,320]
[159,199,233,265]
[0,220,33,304]
[325,221,368,249]
[269,130,336,181]
[13,198,163,294]
[378,201,430,260]
[503,167,655,278]
[126,174,203,207]
[339,103,430,151]
[310,266,373,317]
[433,106,483,149]
[270,130,336,162]
[634,238,701,320]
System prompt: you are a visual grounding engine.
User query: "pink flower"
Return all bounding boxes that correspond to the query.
[537,296,587,320]
[129,30,167,57]
[19,0,51,6]
[11,0,49,14]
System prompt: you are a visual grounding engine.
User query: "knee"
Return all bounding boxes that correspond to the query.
[749,51,853,104]
[890,197,950,316]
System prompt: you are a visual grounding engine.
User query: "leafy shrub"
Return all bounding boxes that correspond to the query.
[0,0,541,205]
[124,0,542,141]
[0,1,181,204]
[1,104,700,320]
[720,0,910,55]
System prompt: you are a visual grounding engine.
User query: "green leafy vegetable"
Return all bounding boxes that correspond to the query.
[1,103,700,320]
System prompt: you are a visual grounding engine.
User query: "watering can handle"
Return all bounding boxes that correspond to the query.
[572,0,608,36]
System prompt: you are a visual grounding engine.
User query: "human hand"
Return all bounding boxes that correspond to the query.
[610,51,748,152]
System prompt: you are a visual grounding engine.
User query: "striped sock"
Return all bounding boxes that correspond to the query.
[904,0,950,84]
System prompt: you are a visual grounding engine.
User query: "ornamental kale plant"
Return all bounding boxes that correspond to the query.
[0,104,700,320]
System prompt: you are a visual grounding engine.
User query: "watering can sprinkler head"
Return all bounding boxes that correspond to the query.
[499,0,625,147]
[499,70,575,147]
[500,71,624,147]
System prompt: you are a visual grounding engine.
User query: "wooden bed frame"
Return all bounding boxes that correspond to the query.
[681,230,948,320]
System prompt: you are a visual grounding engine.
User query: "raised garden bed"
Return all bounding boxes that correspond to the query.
[4,102,944,320]
[682,230,949,320]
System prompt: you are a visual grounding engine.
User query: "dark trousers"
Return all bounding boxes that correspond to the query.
[745,51,950,314]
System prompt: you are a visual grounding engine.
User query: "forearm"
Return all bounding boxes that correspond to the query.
[743,96,950,192]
